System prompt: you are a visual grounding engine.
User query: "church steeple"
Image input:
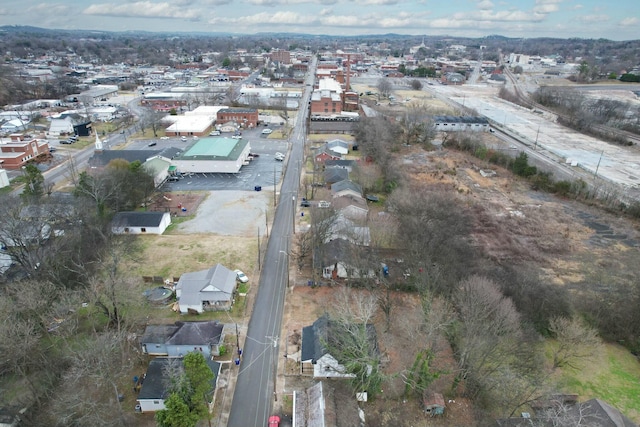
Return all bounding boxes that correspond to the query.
[95,130,103,151]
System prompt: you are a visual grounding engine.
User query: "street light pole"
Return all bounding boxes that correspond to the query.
[292,196,296,234]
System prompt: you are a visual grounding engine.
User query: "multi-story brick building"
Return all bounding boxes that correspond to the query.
[0,134,50,170]
[216,108,259,128]
[310,78,343,116]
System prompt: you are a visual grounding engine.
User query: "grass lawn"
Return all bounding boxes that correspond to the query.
[554,343,640,422]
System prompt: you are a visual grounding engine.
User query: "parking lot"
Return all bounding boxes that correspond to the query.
[139,128,291,191]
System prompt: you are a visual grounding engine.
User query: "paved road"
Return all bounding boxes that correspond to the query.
[227,58,315,427]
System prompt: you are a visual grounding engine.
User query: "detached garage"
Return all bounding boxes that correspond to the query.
[111,211,171,235]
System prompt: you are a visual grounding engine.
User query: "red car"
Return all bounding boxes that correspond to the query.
[268,415,280,427]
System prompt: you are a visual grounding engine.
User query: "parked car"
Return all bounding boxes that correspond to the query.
[210,130,221,136]
[148,142,157,147]
[262,128,273,135]
[248,153,260,158]
[300,200,311,207]
[318,201,331,208]
[234,269,249,283]
[275,152,285,161]
[167,176,181,182]
[193,136,199,140]
[268,416,280,427]
[160,136,170,140]
[48,147,57,153]
[180,136,187,142]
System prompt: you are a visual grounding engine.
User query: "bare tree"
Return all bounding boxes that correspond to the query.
[325,288,384,396]
[377,78,393,99]
[388,186,475,296]
[549,316,601,370]
[47,331,138,427]
[452,275,533,398]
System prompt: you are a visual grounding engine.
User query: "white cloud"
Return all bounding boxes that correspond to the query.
[533,3,559,13]
[27,3,71,15]
[577,14,609,24]
[319,8,333,16]
[355,0,400,5]
[83,1,200,19]
[620,17,638,26]
[477,0,494,10]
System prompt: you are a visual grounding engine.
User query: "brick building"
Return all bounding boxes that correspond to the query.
[0,134,50,170]
[216,108,259,128]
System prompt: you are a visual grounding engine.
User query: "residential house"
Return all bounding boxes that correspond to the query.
[314,238,375,280]
[324,166,349,186]
[141,321,225,358]
[332,195,368,221]
[136,357,221,413]
[175,264,237,314]
[330,180,362,199]
[325,139,350,155]
[314,147,342,164]
[324,159,356,173]
[301,313,378,378]
[0,119,30,134]
[294,382,339,427]
[325,215,371,246]
[111,212,172,235]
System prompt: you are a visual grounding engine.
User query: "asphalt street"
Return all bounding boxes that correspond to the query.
[226,58,315,427]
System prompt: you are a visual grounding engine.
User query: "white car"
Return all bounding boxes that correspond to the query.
[234,269,249,283]
[318,201,331,208]
[160,136,169,140]
[232,135,242,139]
[275,152,285,161]
[262,128,273,135]
[210,130,221,136]
[180,136,187,142]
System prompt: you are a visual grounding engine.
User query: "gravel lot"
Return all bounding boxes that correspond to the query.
[177,190,271,236]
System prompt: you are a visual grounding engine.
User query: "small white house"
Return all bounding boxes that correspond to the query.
[111,211,171,235]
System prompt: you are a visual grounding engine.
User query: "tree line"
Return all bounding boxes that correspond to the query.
[0,159,161,425]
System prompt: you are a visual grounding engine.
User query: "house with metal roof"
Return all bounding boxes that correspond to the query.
[175,264,237,314]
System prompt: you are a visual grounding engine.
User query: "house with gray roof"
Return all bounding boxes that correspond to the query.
[175,264,237,314]
[141,321,225,358]
[330,180,362,199]
[325,139,350,155]
[324,159,356,172]
[324,166,349,186]
[136,357,221,413]
[331,194,368,221]
[301,314,378,378]
[111,211,171,235]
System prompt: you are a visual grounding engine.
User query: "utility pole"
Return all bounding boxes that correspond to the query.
[266,336,279,401]
[595,150,604,178]
[292,196,296,234]
[257,227,261,271]
[273,166,277,207]
[534,125,540,150]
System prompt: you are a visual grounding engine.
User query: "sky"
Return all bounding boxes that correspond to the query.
[0,0,638,41]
